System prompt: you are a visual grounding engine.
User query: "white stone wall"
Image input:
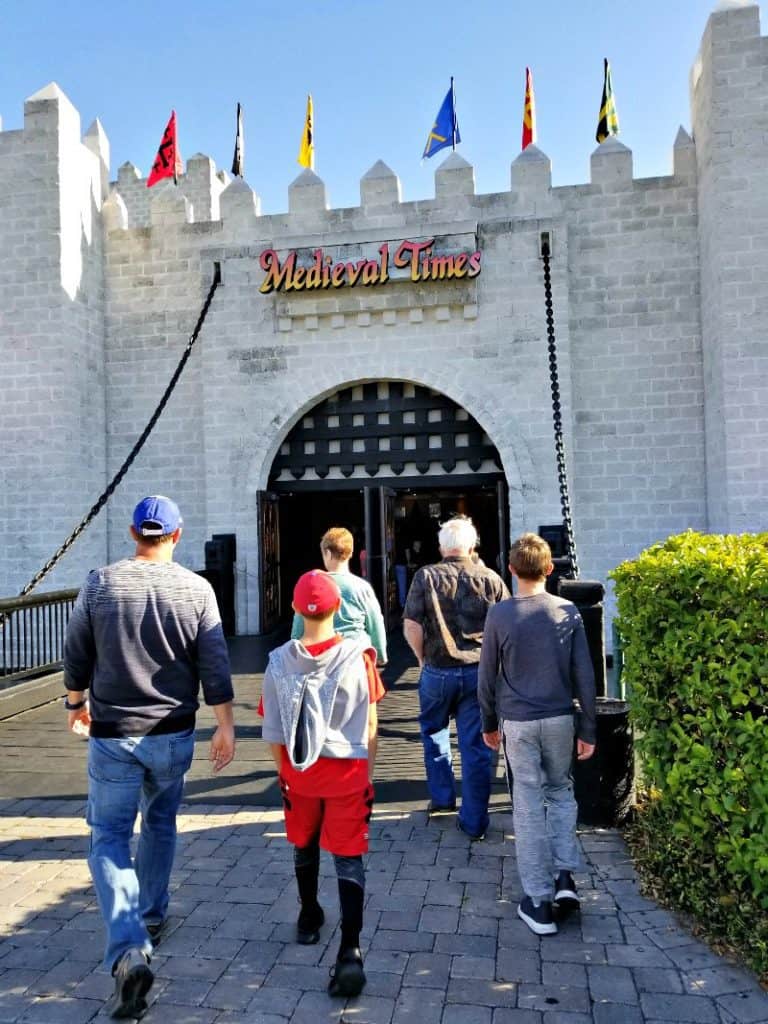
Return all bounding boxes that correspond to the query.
[561,137,706,621]
[0,85,106,596]
[1,2,766,639]
[102,186,209,571]
[691,2,768,533]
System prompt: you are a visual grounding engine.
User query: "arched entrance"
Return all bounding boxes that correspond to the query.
[257,380,509,632]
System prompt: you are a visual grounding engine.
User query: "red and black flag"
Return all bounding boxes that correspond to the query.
[147,110,183,188]
[231,103,244,177]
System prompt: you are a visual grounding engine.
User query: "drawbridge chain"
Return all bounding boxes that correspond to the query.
[14,263,222,601]
[540,234,580,578]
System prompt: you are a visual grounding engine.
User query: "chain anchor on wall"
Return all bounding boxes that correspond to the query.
[539,232,580,578]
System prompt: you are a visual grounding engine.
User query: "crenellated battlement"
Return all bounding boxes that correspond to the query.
[96,122,696,237]
[0,67,701,245]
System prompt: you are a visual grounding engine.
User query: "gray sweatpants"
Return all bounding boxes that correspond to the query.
[502,716,581,903]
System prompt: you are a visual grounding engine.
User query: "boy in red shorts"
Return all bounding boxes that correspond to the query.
[259,570,384,997]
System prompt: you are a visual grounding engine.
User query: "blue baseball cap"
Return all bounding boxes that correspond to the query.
[132,495,183,537]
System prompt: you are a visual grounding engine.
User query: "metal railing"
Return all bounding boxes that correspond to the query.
[0,589,78,687]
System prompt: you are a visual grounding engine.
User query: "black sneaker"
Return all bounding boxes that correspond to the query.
[554,870,579,911]
[517,896,558,936]
[145,920,166,946]
[106,948,154,1019]
[328,946,366,997]
[456,818,485,841]
[427,800,456,816]
[296,903,325,945]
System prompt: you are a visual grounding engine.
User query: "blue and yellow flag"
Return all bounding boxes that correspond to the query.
[423,79,460,159]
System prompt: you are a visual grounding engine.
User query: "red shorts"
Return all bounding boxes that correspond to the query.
[279,776,375,856]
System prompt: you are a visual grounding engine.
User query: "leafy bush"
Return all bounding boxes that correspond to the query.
[610,531,768,977]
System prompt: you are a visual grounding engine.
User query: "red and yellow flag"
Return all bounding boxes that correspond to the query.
[522,67,536,151]
[298,95,314,170]
[147,110,183,188]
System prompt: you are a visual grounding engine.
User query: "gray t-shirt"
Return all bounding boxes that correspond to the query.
[477,591,596,743]
[64,559,233,737]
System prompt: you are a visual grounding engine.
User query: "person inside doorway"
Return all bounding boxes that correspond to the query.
[405,538,428,594]
[292,527,388,666]
[402,516,509,839]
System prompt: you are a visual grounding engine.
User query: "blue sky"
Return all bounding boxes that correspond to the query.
[1,1,759,213]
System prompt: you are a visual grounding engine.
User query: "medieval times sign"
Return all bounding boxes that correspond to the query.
[258,238,482,294]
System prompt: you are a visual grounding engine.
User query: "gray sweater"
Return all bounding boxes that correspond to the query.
[477,592,596,744]
[64,559,233,737]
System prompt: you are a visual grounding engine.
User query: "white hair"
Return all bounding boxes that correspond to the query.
[438,517,477,554]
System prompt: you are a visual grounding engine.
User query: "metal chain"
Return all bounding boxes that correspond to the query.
[14,264,222,601]
[540,236,580,578]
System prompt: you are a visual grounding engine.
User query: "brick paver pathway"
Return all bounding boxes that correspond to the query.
[0,800,765,1024]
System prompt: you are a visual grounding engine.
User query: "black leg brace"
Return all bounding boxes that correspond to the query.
[334,854,364,952]
[294,840,321,911]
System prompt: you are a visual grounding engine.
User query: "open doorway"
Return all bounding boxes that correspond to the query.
[277,488,366,620]
[266,479,508,630]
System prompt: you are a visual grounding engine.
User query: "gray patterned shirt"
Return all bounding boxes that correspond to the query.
[404,556,510,667]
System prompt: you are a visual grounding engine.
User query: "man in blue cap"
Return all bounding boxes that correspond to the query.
[64,495,236,1019]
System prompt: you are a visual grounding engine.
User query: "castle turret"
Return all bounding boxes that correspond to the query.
[691,1,768,531]
[0,83,107,591]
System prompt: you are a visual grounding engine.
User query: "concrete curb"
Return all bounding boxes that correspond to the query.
[0,671,62,720]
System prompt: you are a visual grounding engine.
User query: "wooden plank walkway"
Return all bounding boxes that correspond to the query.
[0,632,509,810]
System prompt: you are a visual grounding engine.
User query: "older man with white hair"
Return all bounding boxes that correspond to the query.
[403,516,509,840]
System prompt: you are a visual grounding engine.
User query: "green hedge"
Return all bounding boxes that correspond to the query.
[610,531,768,976]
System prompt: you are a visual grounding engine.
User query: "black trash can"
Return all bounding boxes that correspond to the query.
[574,697,634,827]
[558,579,607,697]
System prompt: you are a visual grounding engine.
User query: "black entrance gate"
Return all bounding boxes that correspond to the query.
[257,491,281,633]
[265,381,508,628]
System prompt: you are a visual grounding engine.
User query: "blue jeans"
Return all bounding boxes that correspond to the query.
[502,717,581,902]
[418,664,492,837]
[86,730,195,970]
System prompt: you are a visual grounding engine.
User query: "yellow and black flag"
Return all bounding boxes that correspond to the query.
[596,59,619,143]
[298,94,314,170]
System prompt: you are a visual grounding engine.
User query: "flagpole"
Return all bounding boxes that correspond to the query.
[450,77,456,151]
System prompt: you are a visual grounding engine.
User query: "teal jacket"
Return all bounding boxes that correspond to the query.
[291,570,387,664]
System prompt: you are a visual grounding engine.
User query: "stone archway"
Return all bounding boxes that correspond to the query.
[249,378,511,634]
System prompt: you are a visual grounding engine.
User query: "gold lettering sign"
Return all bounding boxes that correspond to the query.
[258,239,481,295]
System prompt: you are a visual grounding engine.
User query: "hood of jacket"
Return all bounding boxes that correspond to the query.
[268,636,369,771]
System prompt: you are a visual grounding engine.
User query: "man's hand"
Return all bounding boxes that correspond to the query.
[210,725,235,772]
[402,618,425,667]
[482,730,501,751]
[577,739,595,761]
[68,706,91,737]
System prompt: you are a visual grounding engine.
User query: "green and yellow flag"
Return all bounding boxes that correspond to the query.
[596,59,619,143]
[298,94,314,170]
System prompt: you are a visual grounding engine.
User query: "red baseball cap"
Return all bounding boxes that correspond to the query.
[293,570,341,616]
